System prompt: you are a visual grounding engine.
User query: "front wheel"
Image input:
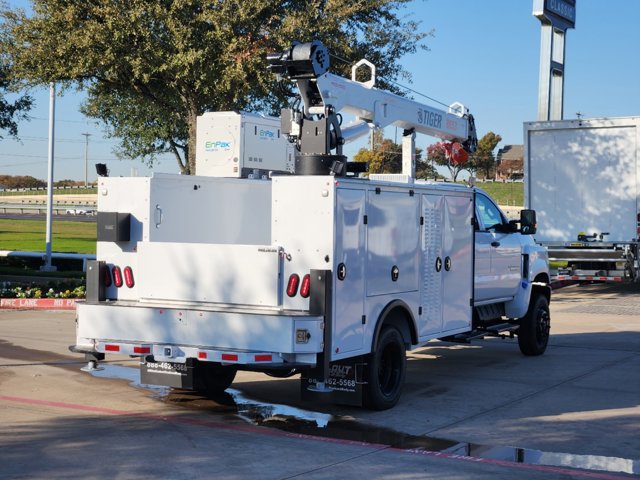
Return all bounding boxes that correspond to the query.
[517,294,550,356]
[364,326,406,410]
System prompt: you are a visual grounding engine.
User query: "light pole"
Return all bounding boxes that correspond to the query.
[42,82,57,272]
[82,133,91,188]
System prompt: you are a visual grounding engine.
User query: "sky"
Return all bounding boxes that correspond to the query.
[1,0,639,182]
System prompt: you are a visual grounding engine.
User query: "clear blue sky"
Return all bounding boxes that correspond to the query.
[1,0,639,181]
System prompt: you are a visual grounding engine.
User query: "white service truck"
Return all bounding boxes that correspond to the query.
[524,116,640,282]
[72,41,551,409]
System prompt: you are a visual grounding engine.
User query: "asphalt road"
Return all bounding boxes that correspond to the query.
[0,282,638,479]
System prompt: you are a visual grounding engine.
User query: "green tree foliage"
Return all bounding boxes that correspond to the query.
[0,63,32,139]
[467,131,502,179]
[1,0,430,174]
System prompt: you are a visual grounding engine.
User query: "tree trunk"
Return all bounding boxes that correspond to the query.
[186,102,198,175]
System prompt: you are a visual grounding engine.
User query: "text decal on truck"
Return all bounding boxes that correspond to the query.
[417,108,442,129]
[204,140,232,151]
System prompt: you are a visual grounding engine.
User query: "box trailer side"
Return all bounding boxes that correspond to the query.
[524,117,640,243]
[524,117,640,282]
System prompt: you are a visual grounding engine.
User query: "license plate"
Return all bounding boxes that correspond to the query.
[140,360,194,389]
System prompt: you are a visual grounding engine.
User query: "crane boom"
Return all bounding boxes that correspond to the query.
[268,40,477,176]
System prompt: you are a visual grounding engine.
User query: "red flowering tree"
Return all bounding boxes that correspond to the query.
[427,142,468,181]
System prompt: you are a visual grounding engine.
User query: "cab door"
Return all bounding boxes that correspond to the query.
[474,193,521,301]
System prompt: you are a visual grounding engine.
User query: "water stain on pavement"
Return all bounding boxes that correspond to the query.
[87,364,639,476]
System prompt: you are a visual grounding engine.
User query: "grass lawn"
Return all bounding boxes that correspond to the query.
[474,181,524,206]
[0,218,96,254]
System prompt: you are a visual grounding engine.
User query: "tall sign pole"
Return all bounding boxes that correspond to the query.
[533,0,576,120]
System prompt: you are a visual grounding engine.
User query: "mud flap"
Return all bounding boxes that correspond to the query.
[140,358,196,389]
[301,357,367,406]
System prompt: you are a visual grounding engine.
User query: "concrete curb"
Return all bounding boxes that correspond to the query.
[0,298,77,310]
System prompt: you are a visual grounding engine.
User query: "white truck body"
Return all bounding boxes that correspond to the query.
[75,171,550,408]
[524,116,640,281]
[73,41,551,409]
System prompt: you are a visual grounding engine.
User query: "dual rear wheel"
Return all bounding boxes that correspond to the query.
[364,326,406,410]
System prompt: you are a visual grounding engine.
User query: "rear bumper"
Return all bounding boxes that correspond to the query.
[75,301,324,366]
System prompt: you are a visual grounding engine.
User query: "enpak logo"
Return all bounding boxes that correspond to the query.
[205,140,232,151]
[259,129,275,139]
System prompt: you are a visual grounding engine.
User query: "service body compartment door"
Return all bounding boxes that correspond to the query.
[137,242,283,307]
[441,194,474,332]
[420,194,444,335]
[333,188,366,354]
[366,191,420,296]
[420,193,473,337]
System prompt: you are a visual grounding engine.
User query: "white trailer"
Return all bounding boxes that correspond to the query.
[524,116,640,282]
[72,42,551,409]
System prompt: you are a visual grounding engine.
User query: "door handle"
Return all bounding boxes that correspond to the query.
[155,204,163,228]
[491,241,500,248]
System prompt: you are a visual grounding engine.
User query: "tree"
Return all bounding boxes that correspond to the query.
[0,175,45,189]
[1,1,430,174]
[468,132,502,179]
[0,63,32,139]
[354,130,434,177]
[427,142,467,181]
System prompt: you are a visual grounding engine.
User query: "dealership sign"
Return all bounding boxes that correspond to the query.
[533,0,576,30]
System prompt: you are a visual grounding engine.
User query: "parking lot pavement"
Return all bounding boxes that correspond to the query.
[0,282,639,479]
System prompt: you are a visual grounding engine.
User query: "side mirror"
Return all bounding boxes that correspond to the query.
[520,209,537,235]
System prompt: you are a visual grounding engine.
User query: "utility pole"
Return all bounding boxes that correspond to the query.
[82,133,91,188]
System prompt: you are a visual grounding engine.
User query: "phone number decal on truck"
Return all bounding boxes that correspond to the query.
[145,361,188,374]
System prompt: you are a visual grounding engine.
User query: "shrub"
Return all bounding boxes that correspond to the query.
[1,281,85,299]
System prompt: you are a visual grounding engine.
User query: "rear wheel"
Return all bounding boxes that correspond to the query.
[364,326,406,410]
[517,294,550,356]
[196,362,237,395]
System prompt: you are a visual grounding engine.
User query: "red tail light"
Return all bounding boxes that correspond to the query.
[300,274,311,298]
[112,266,123,288]
[123,266,134,288]
[104,267,112,287]
[287,274,300,297]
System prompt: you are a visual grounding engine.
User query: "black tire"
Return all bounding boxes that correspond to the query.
[517,293,550,356]
[364,326,406,410]
[196,363,237,395]
[265,369,298,378]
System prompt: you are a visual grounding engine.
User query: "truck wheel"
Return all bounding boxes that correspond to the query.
[196,363,237,395]
[364,326,406,410]
[517,294,550,356]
